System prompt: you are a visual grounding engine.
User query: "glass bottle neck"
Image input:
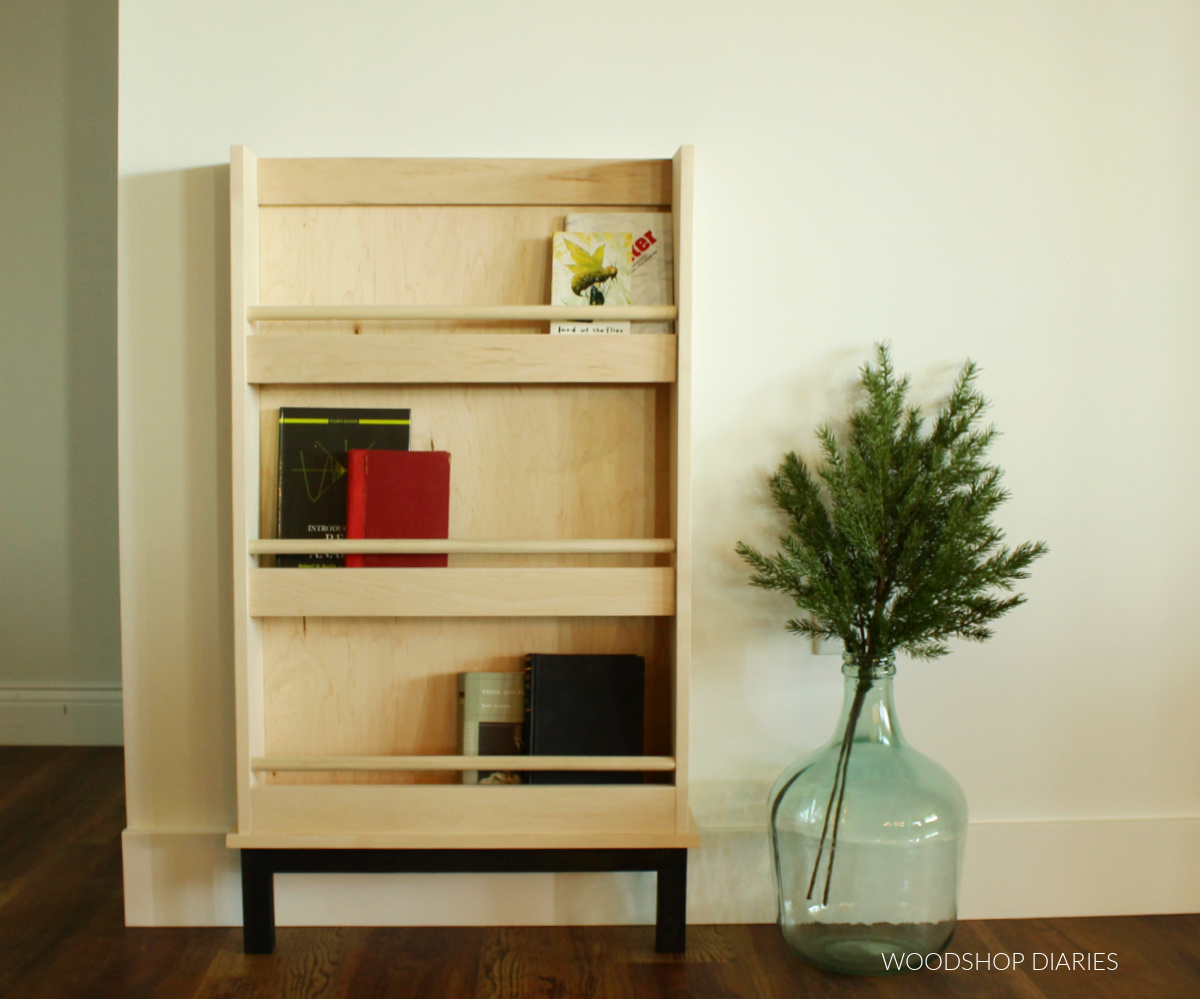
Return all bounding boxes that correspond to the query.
[834,655,903,746]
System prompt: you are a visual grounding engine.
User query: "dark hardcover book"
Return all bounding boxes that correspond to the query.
[458,672,525,785]
[275,408,411,567]
[344,449,451,568]
[522,653,645,785]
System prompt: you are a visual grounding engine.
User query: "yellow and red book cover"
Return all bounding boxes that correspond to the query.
[549,231,633,335]
[344,450,450,567]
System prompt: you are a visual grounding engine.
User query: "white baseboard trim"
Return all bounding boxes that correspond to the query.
[122,816,1200,927]
[959,816,1200,920]
[0,683,123,746]
[696,816,1200,923]
[122,828,243,926]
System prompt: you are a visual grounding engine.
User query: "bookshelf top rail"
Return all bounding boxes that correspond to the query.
[255,155,674,207]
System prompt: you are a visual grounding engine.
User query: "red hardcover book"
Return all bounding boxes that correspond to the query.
[345,450,451,567]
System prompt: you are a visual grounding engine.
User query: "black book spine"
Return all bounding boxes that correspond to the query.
[521,654,535,785]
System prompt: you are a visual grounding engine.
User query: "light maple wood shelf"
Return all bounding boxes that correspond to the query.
[232,785,685,843]
[248,566,675,618]
[228,147,695,856]
[225,828,696,851]
[245,332,677,384]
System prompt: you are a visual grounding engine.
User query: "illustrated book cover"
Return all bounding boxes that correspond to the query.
[458,672,525,785]
[522,653,645,784]
[564,212,673,335]
[275,408,411,568]
[549,231,633,335]
[344,449,451,568]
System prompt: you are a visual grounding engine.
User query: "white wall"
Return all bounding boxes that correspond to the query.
[119,0,1200,925]
[0,0,121,744]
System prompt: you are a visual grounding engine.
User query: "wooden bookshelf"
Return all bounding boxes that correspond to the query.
[228,147,695,951]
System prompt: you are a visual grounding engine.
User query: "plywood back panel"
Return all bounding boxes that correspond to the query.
[261,616,672,785]
[258,384,671,555]
[259,205,665,313]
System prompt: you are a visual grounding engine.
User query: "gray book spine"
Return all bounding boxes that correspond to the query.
[458,671,525,785]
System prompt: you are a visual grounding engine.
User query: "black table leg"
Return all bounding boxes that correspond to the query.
[238,846,690,955]
[654,848,688,953]
[240,849,276,954]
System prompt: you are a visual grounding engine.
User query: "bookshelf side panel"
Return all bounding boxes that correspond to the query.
[671,146,695,831]
[230,146,264,832]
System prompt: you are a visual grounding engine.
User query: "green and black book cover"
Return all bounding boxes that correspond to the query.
[275,407,411,567]
[523,653,645,785]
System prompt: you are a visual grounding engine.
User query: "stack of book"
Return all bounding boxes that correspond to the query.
[275,406,450,567]
[457,654,646,785]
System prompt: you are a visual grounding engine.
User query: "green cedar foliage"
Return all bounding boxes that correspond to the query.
[736,343,1047,663]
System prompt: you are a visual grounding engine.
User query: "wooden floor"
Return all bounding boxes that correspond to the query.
[1,748,1197,998]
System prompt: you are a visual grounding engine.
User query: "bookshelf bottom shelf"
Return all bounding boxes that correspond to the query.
[238,845,690,955]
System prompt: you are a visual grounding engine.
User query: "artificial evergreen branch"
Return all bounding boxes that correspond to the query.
[738,343,1047,902]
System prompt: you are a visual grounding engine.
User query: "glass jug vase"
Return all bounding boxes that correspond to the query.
[768,654,968,975]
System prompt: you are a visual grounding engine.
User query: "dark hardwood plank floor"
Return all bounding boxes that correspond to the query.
[1,747,1196,998]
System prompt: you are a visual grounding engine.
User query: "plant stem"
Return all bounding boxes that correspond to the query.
[806,672,873,904]
[804,718,852,900]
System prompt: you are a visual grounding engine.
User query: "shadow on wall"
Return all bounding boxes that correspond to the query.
[687,347,866,828]
[688,345,964,777]
[120,164,236,826]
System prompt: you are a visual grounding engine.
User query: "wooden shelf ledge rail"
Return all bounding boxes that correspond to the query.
[249,538,676,556]
[248,566,675,617]
[252,755,676,773]
[245,332,679,384]
[247,305,678,322]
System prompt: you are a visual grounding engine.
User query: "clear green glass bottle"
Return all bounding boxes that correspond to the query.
[768,654,968,975]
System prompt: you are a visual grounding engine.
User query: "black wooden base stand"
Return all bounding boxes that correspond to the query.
[239,847,688,955]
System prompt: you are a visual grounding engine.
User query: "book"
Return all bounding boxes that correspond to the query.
[344,449,451,568]
[563,212,673,335]
[275,408,411,568]
[549,231,633,335]
[522,653,645,784]
[458,672,525,785]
